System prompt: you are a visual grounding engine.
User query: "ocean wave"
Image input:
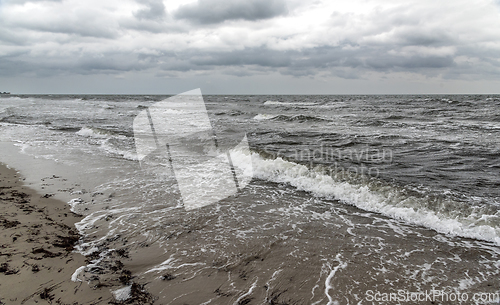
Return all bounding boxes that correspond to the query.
[236,150,500,246]
[384,115,407,120]
[253,114,280,120]
[253,114,329,123]
[100,141,139,161]
[76,127,128,139]
[264,100,319,106]
[76,127,110,138]
[75,127,138,160]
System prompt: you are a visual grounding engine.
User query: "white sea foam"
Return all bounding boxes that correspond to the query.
[100,141,139,161]
[74,212,109,233]
[234,278,258,305]
[324,254,347,305]
[76,127,109,138]
[145,256,176,273]
[264,100,318,106]
[68,198,84,213]
[75,127,138,160]
[71,266,86,282]
[241,151,500,246]
[113,285,132,301]
[79,246,99,256]
[253,114,279,120]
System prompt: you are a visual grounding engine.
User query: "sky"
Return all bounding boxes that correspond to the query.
[0,0,500,94]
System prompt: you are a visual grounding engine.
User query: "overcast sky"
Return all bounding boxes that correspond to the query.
[1,0,500,94]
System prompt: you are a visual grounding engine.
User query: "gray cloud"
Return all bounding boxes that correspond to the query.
[365,55,455,70]
[394,29,454,47]
[288,46,454,76]
[174,0,288,24]
[134,44,457,79]
[0,5,119,38]
[27,21,118,38]
[189,48,292,67]
[1,0,500,93]
[0,41,482,81]
[134,0,166,20]
[0,29,28,45]
[0,52,152,77]
[0,40,488,82]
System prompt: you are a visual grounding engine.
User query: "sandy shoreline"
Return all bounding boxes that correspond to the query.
[0,163,155,305]
[1,155,499,304]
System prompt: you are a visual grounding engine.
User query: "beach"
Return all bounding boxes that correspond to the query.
[0,162,108,304]
[0,163,157,304]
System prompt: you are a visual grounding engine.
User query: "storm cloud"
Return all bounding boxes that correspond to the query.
[0,0,499,93]
[174,0,288,24]
[134,0,167,20]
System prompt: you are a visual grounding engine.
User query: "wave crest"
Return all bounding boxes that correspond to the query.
[241,150,500,245]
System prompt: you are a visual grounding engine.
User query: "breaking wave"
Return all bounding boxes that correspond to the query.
[253,114,329,123]
[235,150,500,246]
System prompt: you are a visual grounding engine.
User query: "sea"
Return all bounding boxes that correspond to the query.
[1,93,499,304]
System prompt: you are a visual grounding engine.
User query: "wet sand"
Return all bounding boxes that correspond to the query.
[0,163,154,305]
[2,160,500,305]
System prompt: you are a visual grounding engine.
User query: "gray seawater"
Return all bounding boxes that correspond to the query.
[1,94,499,304]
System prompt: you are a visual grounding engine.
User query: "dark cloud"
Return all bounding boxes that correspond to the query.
[134,0,166,20]
[190,48,292,67]
[137,44,457,79]
[76,55,152,74]
[0,41,484,81]
[393,29,455,47]
[1,0,499,92]
[351,5,456,48]
[0,51,153,77]
[121,10,185,34]
[284,46,454,77]
[365,55,454,70]
[394,33,440,47]
[174,0,288,24]
[28,22,118,38]
[0,29,28,45]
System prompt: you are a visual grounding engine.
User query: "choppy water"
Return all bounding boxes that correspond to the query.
[1,94,499,304]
